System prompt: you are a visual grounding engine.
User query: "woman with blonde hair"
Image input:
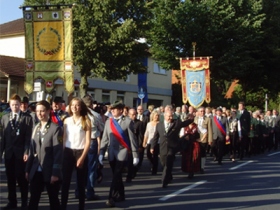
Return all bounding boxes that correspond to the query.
[143,110,160,175]
[61,98,91,210]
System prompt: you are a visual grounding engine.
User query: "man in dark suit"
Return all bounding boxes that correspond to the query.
[0,94,33,210]
[136,105,149,169]
[236,101,251,160]
[51,96,68,127]
[126,108,144,182]
[211,107,230,165]
[150,110,193,188]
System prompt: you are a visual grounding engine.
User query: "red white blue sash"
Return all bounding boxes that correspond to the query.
[50,110,63,127]
[110,118,131,151]
[213,116,226,136]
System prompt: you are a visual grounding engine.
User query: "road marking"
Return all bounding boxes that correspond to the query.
[159,180,207,201]
[267,151,280,156]
[229,160,253,170]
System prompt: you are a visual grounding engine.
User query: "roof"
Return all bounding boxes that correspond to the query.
[0,55,25,77]
[0,18,24,37]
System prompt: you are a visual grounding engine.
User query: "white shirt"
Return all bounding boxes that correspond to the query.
[12,111,20,121]
[65,117,86,150]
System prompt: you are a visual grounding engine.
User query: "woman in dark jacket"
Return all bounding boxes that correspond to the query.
[25,100,63,210]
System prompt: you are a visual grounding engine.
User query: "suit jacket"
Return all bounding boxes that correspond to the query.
[25,122,63,182]
[132,119,144,148]
[100,116,138,161]
[211,116,229,140]
[0,111,33,159]
[150,118,193,156]
[194,116,213,144]
[237,109,251,137]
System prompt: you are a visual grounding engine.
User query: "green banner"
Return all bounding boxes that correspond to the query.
[23,7,74,94]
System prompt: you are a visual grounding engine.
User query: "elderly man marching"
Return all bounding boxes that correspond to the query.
[98,101,139,207]
[194,106,212,173]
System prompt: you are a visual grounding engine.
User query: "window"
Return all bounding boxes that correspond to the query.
[102,90,110,103]
[153,63,166,74]
[117,91,125,102]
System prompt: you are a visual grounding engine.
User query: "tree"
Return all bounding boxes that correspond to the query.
[24,0,151,97]
[147,0,274,103]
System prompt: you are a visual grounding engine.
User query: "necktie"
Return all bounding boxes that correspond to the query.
[165,123,170,132]
[13,114,17,126]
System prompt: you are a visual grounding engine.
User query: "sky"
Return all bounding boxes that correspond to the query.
[0,0,25,24]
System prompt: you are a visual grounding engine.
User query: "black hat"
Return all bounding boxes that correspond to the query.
[111,100,124,109]
[53,96,63,103]
[21,96,29,104]
[216,107,223,112]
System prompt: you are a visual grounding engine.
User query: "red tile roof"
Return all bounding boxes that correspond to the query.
[0,18,24,37]
[0,55,25,77]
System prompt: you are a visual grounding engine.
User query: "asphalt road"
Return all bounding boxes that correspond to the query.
[1,151,280,210]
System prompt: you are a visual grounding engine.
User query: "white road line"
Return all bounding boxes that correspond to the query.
[229,160,254,170]
[159,180,207,201]
[267,151,280,156]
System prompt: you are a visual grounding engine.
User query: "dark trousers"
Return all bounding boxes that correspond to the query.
[146,143,159,174]
[229,131,238,158]
[126,153,137,180]
[86,140,98,198]
[160,148,175,185]
[137,146,145,170]
[212,137,225,162]
[109,159,125,200]
[29,172,61,210]
[239,135,249,159]
[199,142,208,158]
[5,154,28,206]
[61,148,87,210]
[274,132,280,150]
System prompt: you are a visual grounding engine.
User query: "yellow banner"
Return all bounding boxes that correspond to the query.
[23,7,74,94]
[34,21,64,61]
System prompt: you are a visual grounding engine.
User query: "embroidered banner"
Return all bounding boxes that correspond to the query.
[23,7,74,94]
[180,57,211,107]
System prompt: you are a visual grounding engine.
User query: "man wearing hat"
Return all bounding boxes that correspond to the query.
[51,97,68,127]
[20,96,30,114]
[98,100,139,207]
[211,107,230,165]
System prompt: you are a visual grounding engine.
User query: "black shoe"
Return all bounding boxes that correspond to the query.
[87,194,100,201]
[188,173,194,179]
[113,196,125,202]
[218,161,222,165]
[21,202,28,210]
[162,182,168,188]
[3,203,17,210]
[126,178,132,183]
[106,198,115,207]
[200,169,205,174]
[97,175,103,184]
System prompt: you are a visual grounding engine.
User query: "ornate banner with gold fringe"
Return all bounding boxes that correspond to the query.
[23,6,74,94]
[180,57,211,108]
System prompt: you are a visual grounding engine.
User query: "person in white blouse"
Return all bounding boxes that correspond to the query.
[143,110,160,175]
[61,98,91,210]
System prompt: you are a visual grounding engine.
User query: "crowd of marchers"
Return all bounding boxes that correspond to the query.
[1,94,280,210]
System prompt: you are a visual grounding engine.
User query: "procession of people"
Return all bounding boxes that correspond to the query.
[1,94,280,209]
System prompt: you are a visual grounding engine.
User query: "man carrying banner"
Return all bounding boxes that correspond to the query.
[211,107,230,165]
[98,101,139,207]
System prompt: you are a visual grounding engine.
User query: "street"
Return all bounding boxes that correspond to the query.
[1,151,280,210]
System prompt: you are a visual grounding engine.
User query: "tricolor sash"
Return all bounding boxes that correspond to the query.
[110,118,131,151]
[213,116,226,136]
[50,110,63,127]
